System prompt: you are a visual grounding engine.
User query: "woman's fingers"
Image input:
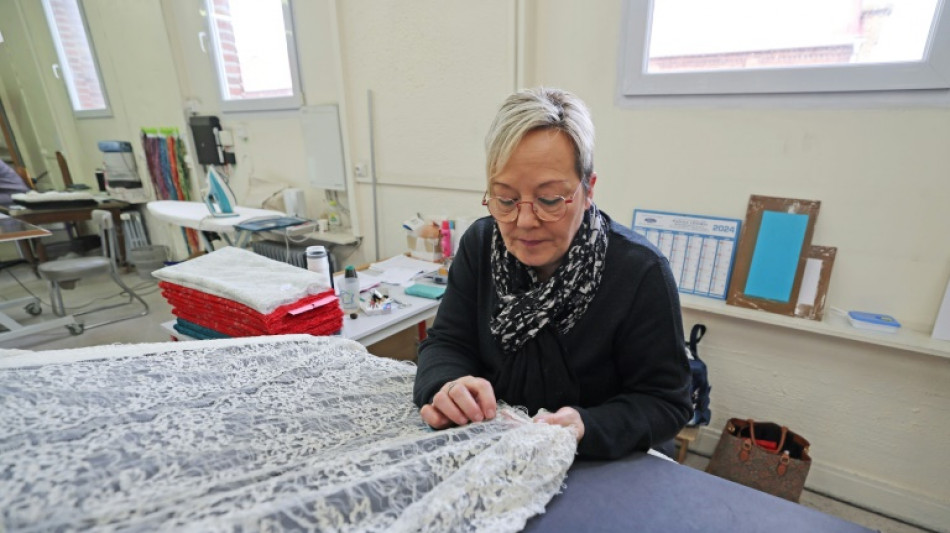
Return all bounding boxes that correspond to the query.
[469,379,497,420]
[420,376,498,429]
[534,406,585,442]
[434,387,470,426]
[419,404,451,429]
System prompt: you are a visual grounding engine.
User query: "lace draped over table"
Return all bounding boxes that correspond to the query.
[0,336,577,532]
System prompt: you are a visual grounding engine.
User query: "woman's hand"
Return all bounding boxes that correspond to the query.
[534,406,585,442]
[419,376,497,429]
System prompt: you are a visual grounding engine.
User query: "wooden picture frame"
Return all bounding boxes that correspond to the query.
[794,245,837,321]
[726,195,821,316]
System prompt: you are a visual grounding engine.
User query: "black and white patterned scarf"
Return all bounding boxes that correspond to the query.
[488,204,608,414]
[490,203,608,353]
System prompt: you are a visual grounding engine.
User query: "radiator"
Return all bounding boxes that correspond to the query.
[252,241,308,269]
[121,212,149,250]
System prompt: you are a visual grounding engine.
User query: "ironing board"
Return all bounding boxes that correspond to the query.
[146,200,286,250]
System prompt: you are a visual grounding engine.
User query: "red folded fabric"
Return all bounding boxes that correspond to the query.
[159,281,343,337]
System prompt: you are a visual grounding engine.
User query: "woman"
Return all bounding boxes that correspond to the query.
[413,87,691,459]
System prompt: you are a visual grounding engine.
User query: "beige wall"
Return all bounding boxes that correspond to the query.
[1,0,948,528]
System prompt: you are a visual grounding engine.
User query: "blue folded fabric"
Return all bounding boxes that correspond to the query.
[174,319,231,340]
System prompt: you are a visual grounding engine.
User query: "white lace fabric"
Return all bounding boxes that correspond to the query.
[0,336,577,532]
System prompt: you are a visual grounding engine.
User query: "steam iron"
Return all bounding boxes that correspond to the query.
[204,167,239,218]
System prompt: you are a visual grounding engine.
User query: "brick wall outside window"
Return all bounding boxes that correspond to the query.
[211,0,292,101]
[47,0,106,111]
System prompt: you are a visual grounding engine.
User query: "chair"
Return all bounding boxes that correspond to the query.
[38,209,148,333]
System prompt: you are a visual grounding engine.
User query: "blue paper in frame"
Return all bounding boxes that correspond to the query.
[727,195,821,316]
[743,211,810,302]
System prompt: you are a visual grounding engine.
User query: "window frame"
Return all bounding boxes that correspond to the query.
[41,0,112,119]
[203,0,304,113]
[619,0,950,100]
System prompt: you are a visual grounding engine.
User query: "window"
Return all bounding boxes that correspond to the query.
[41,0,111,118]
[203,0,303,112]
[620,0,950,98]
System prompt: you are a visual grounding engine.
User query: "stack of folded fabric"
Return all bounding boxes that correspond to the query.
[153,246,342,339]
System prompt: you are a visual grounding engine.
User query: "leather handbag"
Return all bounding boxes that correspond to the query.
[705,418,812,502]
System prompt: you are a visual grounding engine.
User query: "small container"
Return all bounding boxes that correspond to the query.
[340,265,360,312]
[440,220,452,258]
[305,245,333,290]
[327,201,342,227]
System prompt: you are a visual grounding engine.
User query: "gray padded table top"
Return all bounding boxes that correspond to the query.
[524,453,874,532]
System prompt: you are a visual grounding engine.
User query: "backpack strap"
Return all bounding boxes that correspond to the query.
[688,324,706,361]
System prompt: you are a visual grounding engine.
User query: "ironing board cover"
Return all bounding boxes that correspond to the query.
[0,336,577,532]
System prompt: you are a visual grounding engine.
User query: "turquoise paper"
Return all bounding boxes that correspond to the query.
[743,211,808,303]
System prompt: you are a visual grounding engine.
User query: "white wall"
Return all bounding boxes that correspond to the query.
[2,0,948,528]
[335,0,517,262]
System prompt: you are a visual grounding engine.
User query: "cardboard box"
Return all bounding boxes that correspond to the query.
[407,235,442,262]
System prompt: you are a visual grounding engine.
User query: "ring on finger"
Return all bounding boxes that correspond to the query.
[446,381,458,394]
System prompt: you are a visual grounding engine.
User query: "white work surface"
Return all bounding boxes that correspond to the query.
[340,284,441,345]
[147,200,285,249]
[162,284,441,347]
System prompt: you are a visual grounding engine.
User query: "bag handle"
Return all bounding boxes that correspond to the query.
[747,419,789,453]
[688,324,706,361]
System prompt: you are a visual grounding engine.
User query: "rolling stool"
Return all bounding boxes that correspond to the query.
[38,209,148,334]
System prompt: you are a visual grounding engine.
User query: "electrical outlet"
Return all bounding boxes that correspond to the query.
[354,162,368,178]
[184,98,201,115]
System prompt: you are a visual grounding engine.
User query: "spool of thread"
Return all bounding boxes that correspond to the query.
[340,265,360,312]
[305,245,333,289]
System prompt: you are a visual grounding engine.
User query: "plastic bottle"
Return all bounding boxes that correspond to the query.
[327,201,342,228]
[305,245,333,290]
[340,265,360,312]
[440,220,453,258]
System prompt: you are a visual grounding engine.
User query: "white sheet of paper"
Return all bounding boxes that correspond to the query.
[371,255,442,274]
[796,258,822,307]
[374,267,424,286]
[333,271,382,294]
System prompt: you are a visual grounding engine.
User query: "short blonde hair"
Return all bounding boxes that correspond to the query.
[484,87,595,189]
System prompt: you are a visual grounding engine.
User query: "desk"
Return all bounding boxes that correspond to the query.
[147,200,285,250]
[0,215,78,344]
[0,336,873,531]
[162,284,440,346]
[524,453,872,533]
[0,199,130,269]
[340,284,440,345]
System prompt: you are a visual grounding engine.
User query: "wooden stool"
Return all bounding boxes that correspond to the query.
[675,426,699,464]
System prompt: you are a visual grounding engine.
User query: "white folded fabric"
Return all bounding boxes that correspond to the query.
[12,190,96,202]
[152,246,329,314]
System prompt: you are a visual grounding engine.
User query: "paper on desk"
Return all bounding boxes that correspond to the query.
[332,271,382,294]
[372,267,425,285]
[371,255,442,275]
[369,256,442,285]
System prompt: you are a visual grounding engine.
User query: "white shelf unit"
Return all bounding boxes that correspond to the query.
[679,294,950,360]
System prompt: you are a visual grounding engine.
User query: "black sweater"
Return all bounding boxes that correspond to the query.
[413,214,692,459]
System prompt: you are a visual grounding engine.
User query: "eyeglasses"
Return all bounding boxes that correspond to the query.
[481,182,583,223]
